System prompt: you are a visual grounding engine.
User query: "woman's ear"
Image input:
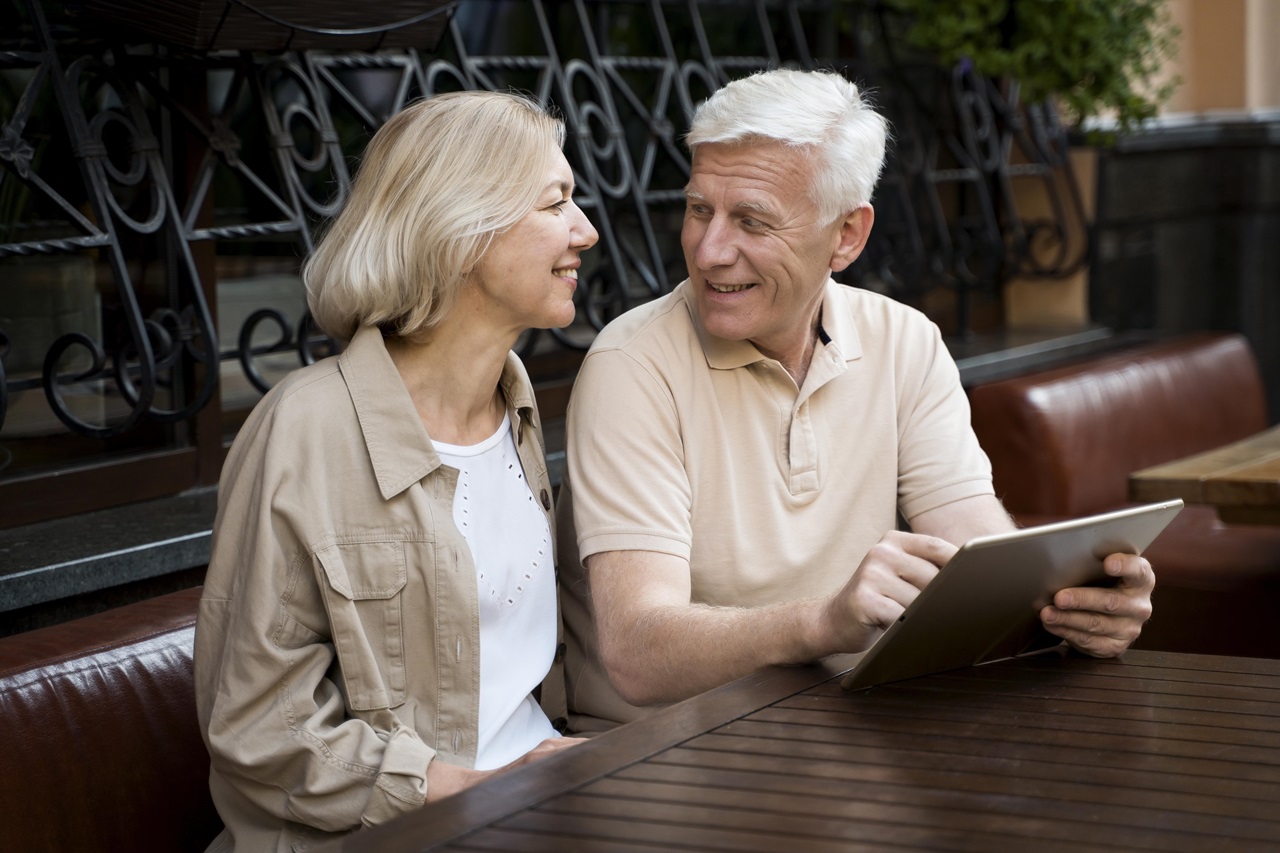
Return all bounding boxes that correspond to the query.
[829,205,875,273]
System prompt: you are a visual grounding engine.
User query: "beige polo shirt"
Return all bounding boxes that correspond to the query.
[558,279,993,731]
[195,325,565,851]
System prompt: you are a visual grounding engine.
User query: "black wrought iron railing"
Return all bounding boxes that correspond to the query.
[0,0,1087,525]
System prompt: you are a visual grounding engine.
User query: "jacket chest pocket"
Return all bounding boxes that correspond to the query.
[315,541,408,711]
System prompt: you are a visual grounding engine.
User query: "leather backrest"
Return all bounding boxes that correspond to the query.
[970,333,1268,517]
[0,587,222,853]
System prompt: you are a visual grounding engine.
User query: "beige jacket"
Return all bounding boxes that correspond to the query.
[195,325,566,852]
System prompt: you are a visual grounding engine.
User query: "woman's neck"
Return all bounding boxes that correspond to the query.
[386,319,515,446]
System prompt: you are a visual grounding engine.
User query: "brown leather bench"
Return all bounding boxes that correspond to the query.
[970,332,1280,658]
[0,586,222,852]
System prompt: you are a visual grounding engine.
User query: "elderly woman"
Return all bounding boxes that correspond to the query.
[195,91,597,851]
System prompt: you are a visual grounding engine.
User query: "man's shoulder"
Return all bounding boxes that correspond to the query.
[831,282,934,328]
[587,284,696,357]
[827,283,944,363]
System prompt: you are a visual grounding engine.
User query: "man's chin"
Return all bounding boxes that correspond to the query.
[698,314,754,343]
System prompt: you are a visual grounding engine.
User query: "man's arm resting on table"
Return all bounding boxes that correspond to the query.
[587,494,1152,706]
[586,550,829,705]
[586,530,957,707]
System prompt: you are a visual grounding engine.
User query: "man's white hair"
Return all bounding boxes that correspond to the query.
[687,68,889,223]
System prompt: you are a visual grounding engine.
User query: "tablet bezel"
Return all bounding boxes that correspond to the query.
[840,499,1184,692]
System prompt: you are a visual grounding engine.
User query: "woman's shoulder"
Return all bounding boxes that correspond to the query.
[225,356,353,463]
[255,356,347,421]
[588,286,693,355]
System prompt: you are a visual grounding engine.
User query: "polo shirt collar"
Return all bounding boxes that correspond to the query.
[687,277,864,369]
[817,278,863,364]
[338,326,535,501]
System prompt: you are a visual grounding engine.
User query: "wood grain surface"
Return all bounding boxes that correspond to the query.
[324,648,1280,852]
[1130,425,1280,524]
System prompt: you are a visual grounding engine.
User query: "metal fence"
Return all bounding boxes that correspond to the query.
[0,0,1086,496]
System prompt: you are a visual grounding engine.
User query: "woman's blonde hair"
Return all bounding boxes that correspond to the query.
[304,91,566,342]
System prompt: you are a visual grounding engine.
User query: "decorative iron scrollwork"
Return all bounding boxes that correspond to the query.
[1,0,1089,482]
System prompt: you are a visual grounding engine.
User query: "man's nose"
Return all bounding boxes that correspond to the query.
[693,216,736,270]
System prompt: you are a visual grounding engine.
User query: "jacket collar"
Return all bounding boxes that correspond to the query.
[339,326,535,501]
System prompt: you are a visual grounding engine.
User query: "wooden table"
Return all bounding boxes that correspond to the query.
[1130,424,1280,525]
[323,648,1280,852]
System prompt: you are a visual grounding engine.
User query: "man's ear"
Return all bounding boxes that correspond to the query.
[829,205,875,273]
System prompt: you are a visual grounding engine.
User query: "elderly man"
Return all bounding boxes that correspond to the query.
[556,68,1154,732]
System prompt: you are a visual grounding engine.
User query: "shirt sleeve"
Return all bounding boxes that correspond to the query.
[195,404,435,834]
[895,317,995,521]
[566,347,695,563]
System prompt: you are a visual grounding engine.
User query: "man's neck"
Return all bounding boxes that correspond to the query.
[756,307,824,390]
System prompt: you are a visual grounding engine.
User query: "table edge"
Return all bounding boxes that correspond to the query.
[326,654,861,852]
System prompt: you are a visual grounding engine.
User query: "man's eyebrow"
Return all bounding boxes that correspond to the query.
[682,188,776,218]
[735,199,776,217]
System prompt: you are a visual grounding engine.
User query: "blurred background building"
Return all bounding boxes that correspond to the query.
[2,0,1277,633]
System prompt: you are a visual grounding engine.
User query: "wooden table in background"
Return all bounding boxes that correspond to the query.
[324,648,1280,852]
[1130,424,1280,525]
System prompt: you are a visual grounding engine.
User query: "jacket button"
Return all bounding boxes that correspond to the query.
[554,642,566,662]
[551,717,568,733]
[540,489,551,510]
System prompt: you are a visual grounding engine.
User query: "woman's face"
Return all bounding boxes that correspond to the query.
[471,144,598,331]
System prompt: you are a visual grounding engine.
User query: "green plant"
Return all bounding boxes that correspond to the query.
[884,0,1180,134]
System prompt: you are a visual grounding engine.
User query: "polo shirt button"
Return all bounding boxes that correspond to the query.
[554,642,566,662]
[540,489,551,510]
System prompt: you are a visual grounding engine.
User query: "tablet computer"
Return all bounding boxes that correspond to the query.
[840,499,1184,692]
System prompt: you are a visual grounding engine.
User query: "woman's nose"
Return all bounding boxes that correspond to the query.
[571,202,599,250]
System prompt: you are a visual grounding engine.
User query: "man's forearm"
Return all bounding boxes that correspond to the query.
[599,595,836,705]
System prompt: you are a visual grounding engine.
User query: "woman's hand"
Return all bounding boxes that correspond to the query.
[501,736,586,771]
[425,736,586,802]
[425,759,493,802]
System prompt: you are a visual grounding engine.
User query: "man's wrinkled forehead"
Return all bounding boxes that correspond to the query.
[685,141,817,213]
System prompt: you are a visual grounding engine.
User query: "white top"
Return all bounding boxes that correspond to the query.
[433,413,558,770]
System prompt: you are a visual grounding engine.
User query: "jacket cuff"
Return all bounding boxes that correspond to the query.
[360,725,434,826]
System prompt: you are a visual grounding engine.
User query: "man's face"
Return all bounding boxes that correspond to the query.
[681,141,865,364]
